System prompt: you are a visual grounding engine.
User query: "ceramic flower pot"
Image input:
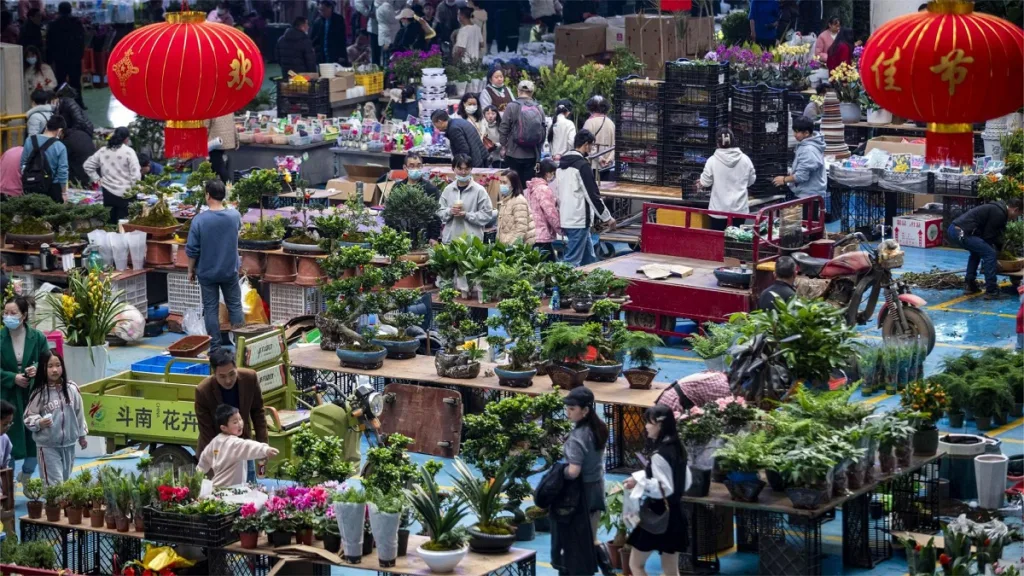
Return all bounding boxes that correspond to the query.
[66,506,83,525]
[90,508,105,528]
[515,521,535,542]
[282,239,328,255]
[295,256,327,286]
[264,252,297,283]
[295,528,314,546]
[724,479,765,503]
[337,346,388,370]
[840,102,862,123]
[45,505,61,522]
[468,526,516,553]
[106,514,117,529]
[548,363,590,390]
[571,297,594,313]
[494,365,537,388]
[435,352,481,379]
[240,531,260,549]
[393,269,427,289]
[417,545,468,573]
[122,223,181,239]
[975,454,1009,509]
[116,516,130,533]
[866,109,892,125]
[145,241,172,265]
[371,337,420,360]
[238,238,283,251]
[27,501,43,519]
[369,506,401,567]
[624,367,658,390]
[7,231,55,248]
[583,362,623,383]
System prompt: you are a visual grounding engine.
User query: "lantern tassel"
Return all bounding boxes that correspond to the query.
[926,123,974,166]
[164,121,208,160]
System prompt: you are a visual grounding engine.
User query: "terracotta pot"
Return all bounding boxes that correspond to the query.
[240,531,260,549]
[393,269,425,289]
[607,542,623,570]
[45,504,61,522]
[620,547,633,576]
[296,528,314,546]
[240,251,266,276]
[116,516,130,532]
[66,506,83,525]
[122,223,181,239]
[146,242,173,265]
[264,253,297,283]
[90,509,106,528]
[83,506,91,518]
[174,243,190,267]
[27,501,43,519]
[106,514,117,529]
[295,256,326,286]
[134,515,146,532]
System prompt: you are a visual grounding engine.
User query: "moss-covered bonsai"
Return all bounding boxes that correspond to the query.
[231,168,283,246]
[125,174,178,228]
[4,194,58,236]
[381,182,440,252]
[315,194,378,248]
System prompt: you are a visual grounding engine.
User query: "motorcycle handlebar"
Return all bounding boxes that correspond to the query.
[835,232,867,247]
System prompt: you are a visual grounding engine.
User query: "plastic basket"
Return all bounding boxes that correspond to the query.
[665,60,730,88]
[269,283,326,325]
[167,271,203,316]
[664,85,729,110]
[355,71,384,94]
[731,84,788,115]
[664,107,729,130]
[143,506,239,547]
[131,355,211,376]
[114,273,148,317]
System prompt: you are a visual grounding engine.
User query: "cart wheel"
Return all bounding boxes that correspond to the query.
[150,444,197,479]
[625,311,657,330]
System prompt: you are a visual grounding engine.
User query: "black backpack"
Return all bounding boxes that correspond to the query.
[22,135,58,195]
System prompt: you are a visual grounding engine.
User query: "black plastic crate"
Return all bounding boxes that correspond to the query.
[662,160,706,195]
[664,107,729,130]
[276,77,329,98]
[933,173,980,197]
[276,94,331,116]
[733,110,790,136]
[665,60,730,88]
[732,84,788,115]
[664,125,718,149]
[616,77,664,102]
[143,506,240,547]
[663,144,715,165]
[664,84,729,110]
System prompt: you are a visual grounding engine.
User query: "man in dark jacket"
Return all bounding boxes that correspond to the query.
[948,198,1023,298]
[431,110,488,168]
[19,8,44,57]
[54,89,93,134]
[499,79,545,182]
[399,152,442,244]
[46,2,86,108]
[310,0,347,64]
[61,126,95,188]
[556,130,615,267]
[195,348,268,481]
[758,255,797,310]
[277,17,317,75]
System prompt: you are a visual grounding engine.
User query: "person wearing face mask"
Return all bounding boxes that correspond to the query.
[479,68,513,112]
[496,170,535,245]
[20,115,68,203]
[84,127,142,224]
[557,130,615,267]
[1,295,48,486]
[525,159,561,261]
[23,46,56,102]
[431,110,488,169]
[207,1,234,25]
[437,154,494,243]
[481,105,503,166]
[399,152,442,244]
[458,93,484,136]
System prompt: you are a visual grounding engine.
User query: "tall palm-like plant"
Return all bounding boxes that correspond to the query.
[449,459,512,534]
[405,466,469,552]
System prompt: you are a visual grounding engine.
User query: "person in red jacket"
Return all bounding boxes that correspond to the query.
[826,29,855,72]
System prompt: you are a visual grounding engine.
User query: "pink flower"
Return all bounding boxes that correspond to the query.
[240,503,258,518]
[266,496,289,513]
[325,506,336,519]
[689,406,705,417]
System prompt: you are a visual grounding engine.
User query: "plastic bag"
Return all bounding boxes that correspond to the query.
[87,229,113,268]
[218,278,268,326]
[111,304,145,342]
[126,231,147,270]
[183,309,207,336]
[108,233,129,271]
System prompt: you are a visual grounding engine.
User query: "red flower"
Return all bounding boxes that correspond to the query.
[939,554,952,566]
[915,544,922,552]
[124,568,136,576]
[159,569,174,576]
[985,538,992,546]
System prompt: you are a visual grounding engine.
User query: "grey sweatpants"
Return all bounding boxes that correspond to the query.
[38,445,76,486]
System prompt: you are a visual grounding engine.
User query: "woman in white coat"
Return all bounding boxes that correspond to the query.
[547,99,575,161]
[698,128,756,231]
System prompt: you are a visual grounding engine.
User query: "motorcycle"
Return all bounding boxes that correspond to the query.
[727,333,801,407]
[789,233,936,354]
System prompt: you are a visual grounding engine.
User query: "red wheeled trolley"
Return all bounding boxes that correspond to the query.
[584,197,827,336]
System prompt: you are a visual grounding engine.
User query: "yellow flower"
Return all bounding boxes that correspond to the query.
[462,341,477,351]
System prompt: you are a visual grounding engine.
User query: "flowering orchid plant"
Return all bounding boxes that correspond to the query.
[828,62,862,103]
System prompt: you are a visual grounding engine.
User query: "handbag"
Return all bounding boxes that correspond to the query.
[637,480,670,535]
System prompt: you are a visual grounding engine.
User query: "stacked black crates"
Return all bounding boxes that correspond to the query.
[662,61,730,199]
[276,78,332,116]
[732,84,789,197]
[614,77,665,186]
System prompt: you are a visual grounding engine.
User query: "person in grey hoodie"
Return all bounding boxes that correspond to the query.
[699,128,756,231]
[25,89,54,137]
[774,115,828,211]
[437,154,494,243]
[23,350,88,486]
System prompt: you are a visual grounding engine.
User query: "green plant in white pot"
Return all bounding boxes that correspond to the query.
[406,464,470,573]
[687,322,737,372]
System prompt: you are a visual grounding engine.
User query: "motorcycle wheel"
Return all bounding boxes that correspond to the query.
[881,306,936,355]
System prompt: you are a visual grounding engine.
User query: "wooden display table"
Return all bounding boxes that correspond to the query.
[19,517,535,576]
[288,347,664,471]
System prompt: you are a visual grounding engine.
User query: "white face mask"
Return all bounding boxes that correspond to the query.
[26,57,37,66]
[465,105,478,114]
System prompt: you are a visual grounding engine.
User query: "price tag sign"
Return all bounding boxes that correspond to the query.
[766,122,779,133]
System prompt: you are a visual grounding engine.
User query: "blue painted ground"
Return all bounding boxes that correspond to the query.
[8,241,1024,575]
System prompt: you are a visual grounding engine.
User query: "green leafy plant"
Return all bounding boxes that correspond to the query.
[43,268,128,349]
[969,377,1014,419]
[363,433,418,498]
[778,446,837,488]
[239,215,288,242]
[24,478,44,502]
[1000,219,1024,259]
[870,413,916,447]
[714,431,769,473]
[127,116,164,159]
[279,424,357,485]
[720,11,751,45]
[43,483,65,507]
[405,465,469,552]
[435,288,481,354]
[485,280,543,371]
[381,182,440,251]
[599,483,627,544]
[3,538,58,570]
[450,459,513,534]
[782,383,875,428]
[541,322,591,365]
[687,323,738,360]
[335,487,368,504]
[65,480,92,508]
[621,331,664,370]
[231,168,282,218]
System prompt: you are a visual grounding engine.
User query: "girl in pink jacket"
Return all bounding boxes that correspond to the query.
[526,159,562,261]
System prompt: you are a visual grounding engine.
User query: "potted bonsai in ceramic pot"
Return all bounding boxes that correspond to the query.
[781,446,836,510]
[381,181,440,263]
[334,488,369,562]
[434,288,484,378]
[232,168,283,249]
[541,322,592,389]
[621,331,664,389]
[406,465,470,573]
[687,322,737,372]
[25,478,45,519]
[714,431,768,503]
[581,300,628,382]
[4,194,60,247]
[367,490,404,567]
[234,503,264,549]
[451,459,516,553]
[486,280,543,388]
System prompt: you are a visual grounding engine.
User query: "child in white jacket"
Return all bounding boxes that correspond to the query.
[698,128,756,231]
[198,404,279,488]
[23,351,88,486]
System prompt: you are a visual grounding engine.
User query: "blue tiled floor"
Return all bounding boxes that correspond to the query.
[9,242,1023,575]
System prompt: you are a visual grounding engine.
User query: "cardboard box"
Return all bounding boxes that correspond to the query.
[326,165,388,204]
[625,15,686,79]
[329,73,355,94]
[894,215,943,248]
[864,136,935,207]
[606,16,626,51]
[555,23,607,71]
[684,16,715,56]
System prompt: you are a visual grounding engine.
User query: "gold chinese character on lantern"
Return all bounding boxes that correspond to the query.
[228,49,254,91]
[930,48,974,96]
[870,46,902,92]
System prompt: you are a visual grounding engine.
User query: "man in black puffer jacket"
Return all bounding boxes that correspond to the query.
[947,198,1023,298]
[54,89,93,135]
[277,17,317,75]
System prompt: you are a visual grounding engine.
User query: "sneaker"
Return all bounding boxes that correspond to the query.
[17,471,31,485]
[964,282,982,295]
[982,292,1001,301]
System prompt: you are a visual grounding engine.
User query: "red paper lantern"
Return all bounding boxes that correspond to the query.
[107,12,264,159]
[859,0,1024,164]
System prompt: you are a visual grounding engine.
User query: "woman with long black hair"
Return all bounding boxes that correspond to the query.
[84,126,142,224]
[1,295,46,485]
[548,99,576,161]
[623,404,689,576]
[23,349,88,486]
[826,28,856,72]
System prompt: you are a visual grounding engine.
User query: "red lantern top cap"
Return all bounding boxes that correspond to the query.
[164,11,207,23]
[926,0,974,15]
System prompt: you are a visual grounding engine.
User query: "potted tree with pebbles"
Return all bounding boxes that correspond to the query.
[406,465,470,573]
[451,459,516,553]
[542,323,592,389]
[434,288,484,378]
[25,478,44,519]
[714,431,769,502]
[486,280,543,388]
[621,331,664,389]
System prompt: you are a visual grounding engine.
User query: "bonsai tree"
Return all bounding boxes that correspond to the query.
[405,464,469,552]
[621,331,664,371]
[435,288,482,355]
[279,424,357,485]
[381,182,440,252]
[318,226,418,348]
[24,478,44,503]
[485,280,543,372]
[231,168,281,218]
[125,174,178,227]
[4,194,60,235]
[541,322,591,367]
[450,459,513,536]
[362,433,418,497]
[462,392,571,521]
[240,215,288,243]
[315,194,378,248]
